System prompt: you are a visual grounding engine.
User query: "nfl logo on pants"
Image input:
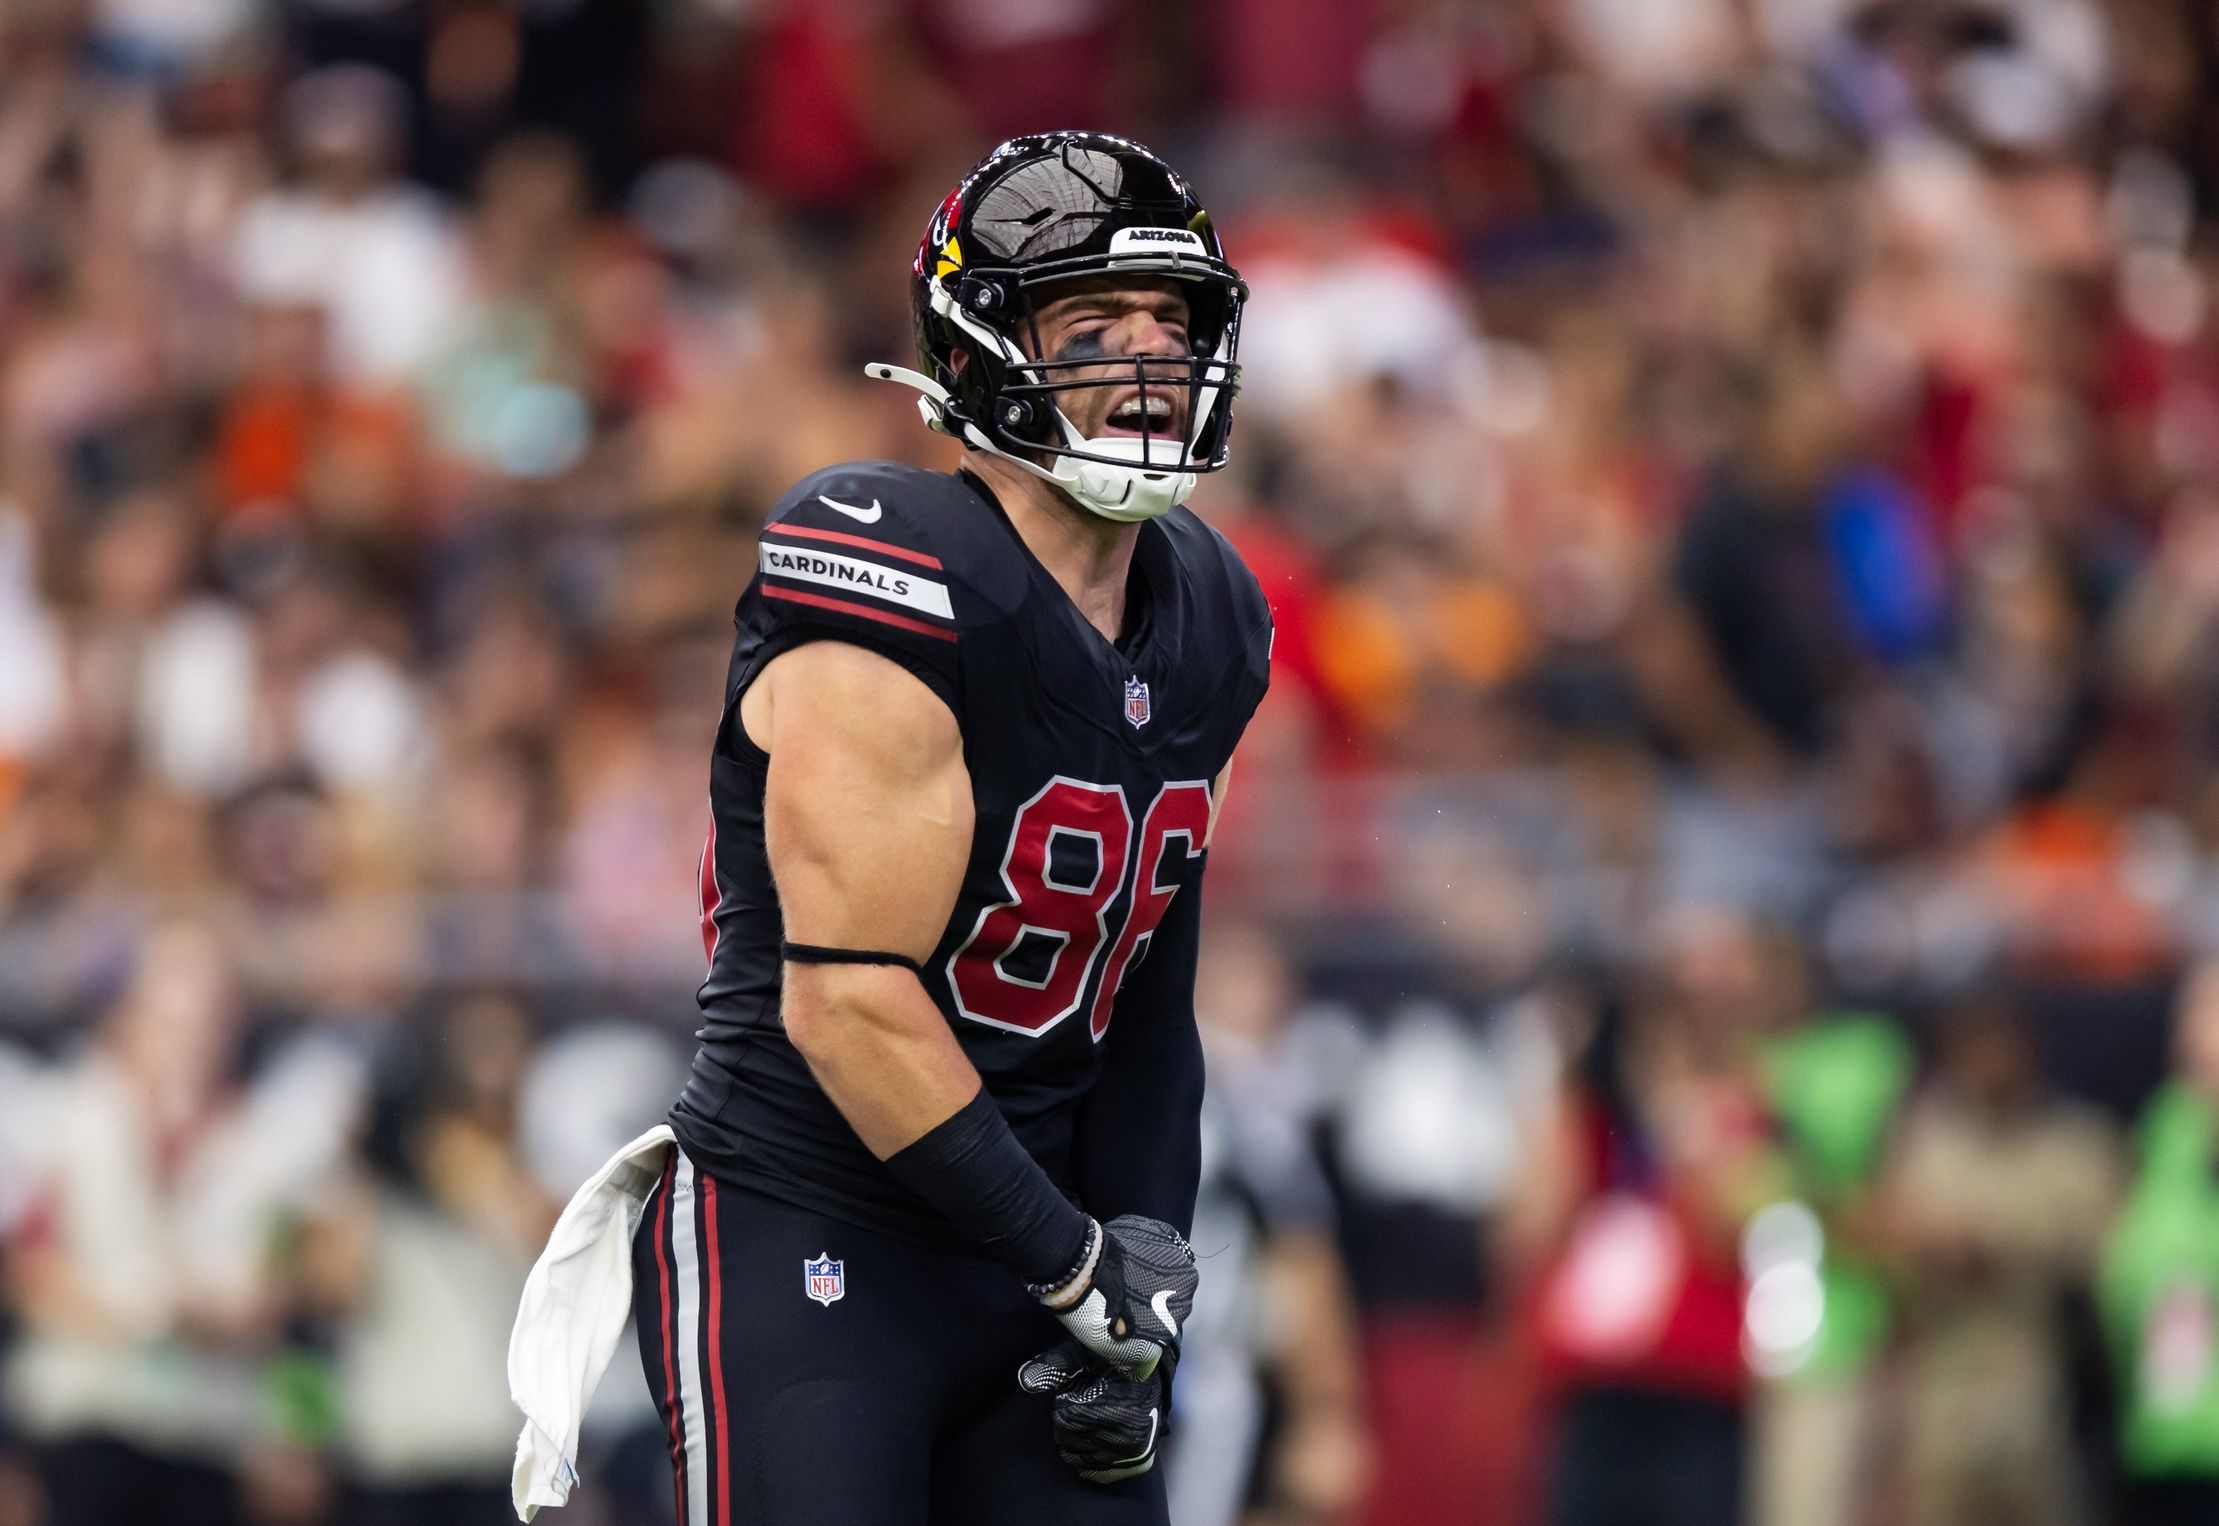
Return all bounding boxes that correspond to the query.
[804,1253,845,1306]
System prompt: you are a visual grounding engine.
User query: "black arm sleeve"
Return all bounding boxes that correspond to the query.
[1070,855,1209,1237]
[884,1086,1093,1290]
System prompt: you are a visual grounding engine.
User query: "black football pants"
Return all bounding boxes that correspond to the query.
[631,1144,1169,1526]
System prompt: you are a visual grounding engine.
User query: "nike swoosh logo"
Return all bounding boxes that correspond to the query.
[818,495,883,524]
[1151,1290,1179,1342]
[1120,1409,1159,1466]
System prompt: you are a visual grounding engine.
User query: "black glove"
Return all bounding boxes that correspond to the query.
[1017,1339,1170,1484]
[1036,1214,1197,1382]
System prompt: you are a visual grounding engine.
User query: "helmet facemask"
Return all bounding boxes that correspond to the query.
[929,264,1243,522]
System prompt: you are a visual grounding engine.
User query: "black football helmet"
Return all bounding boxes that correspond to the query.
[867,132,1247,522]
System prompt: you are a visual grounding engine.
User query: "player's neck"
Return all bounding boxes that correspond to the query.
[965,453,1140,644]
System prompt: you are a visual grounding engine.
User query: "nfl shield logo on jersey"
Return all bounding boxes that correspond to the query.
[1124,676,1151,729]
[804,1253,844,1306]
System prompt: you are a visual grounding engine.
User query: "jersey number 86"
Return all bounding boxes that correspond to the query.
[948,778,1212,1041]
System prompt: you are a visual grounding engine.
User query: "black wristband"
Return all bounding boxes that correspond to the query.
[782,941,924,974]
[885,1088,1092,1288]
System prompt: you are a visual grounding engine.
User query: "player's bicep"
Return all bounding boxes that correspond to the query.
[753,641,973,962]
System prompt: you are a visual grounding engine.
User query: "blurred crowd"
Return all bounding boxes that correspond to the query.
[2,0,2219,1524]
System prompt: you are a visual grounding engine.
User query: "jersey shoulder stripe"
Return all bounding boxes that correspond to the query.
[762,521,945,571]
[761,584,958,643]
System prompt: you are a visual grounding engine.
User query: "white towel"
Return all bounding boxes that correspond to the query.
[508,1123,675,1520]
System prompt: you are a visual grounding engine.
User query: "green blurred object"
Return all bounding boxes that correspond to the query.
[2100,1083,2219,1478]
[1761,1012,1916,1378]
[261,1349,343,1449]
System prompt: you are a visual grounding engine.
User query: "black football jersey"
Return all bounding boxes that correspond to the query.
[671,462,1272,1243]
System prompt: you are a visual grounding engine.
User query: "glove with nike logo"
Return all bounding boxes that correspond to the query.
[1031,1214,1196,1383]
[1017,1339,1169,1484]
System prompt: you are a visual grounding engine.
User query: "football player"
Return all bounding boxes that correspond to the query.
[629,132,1271,1524]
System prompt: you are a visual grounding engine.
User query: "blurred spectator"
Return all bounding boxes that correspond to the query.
[3,924,283,1526]
[234,64,464,391]
[1514,912,1792,1526]
[2102,961,2219,1526]
[1291,946,1557,1526]
[1748,1004,1915,1526]
[297,993,554,1526]
[1173,923,1370,1526]
[1880,994,2121,1526]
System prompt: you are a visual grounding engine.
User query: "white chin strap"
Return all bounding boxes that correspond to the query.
[865,285,1219,523]
[865,362,1198,522]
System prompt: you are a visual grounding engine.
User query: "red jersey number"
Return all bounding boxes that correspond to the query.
[949,778,1131,1034]
[948,777,1209,1039]
[1088,782,1213,1038]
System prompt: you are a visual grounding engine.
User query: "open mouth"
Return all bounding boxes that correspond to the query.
[1102,390,1183,439]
